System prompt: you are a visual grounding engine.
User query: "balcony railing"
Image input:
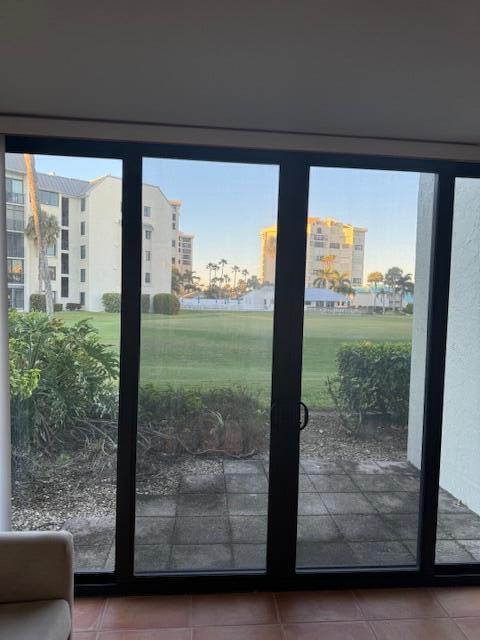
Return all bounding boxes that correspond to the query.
[6,192,25,205]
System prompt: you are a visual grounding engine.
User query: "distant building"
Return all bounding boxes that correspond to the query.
[260,217,367,287]
[5,155,193,311]
[176,230,194,275]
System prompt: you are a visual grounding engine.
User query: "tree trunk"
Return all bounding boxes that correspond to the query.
[24,154,54,317]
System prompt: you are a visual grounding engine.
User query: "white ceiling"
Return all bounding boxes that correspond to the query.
[1,0,480,144]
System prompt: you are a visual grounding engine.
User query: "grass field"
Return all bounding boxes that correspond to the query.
[56,310,413,407]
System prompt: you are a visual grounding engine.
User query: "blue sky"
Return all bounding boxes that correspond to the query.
[34,155,421,282]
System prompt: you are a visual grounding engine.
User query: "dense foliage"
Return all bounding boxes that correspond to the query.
[153,293,180,315]
[53,303,63,312]
[102,292,121,313]
[29,293,46,312]
[9,310,119,448]
[327,341,411,429]
[141,294,151,313]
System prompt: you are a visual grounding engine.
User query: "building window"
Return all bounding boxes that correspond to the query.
[355,244,363,250]
[172,213,176,221]
[61,277,69,298]
[8,287,24,309]
[314,241,324,248]
[6,178,24,204]
[342,244,351,249]
[80,221,86,236]
[353,278,362,284]
[48,266,56,281]
[172,240,176,247]
[80,198,86,212]
[80,292,86,306]
[7,259,24,283]
[61,229,69,250]
[172,223,176,230]
[171,257,176,264]
[330,242,340,249]
[145,230,152,240]
[145,251,151,261]
[61,253,69,275]
[144,206,151,217]
[80,268,86,283]
[7,232,24,258]
[46,243,56,257]
[39,190,59,207]
[61,197,69,225]
[145,272,151,284]
[80,245,86,260]
[6,205,24,231]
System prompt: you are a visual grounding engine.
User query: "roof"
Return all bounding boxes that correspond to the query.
[304,287,348,302]
[6,154,92,197]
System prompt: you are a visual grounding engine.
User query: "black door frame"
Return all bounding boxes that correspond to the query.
[6,134,480,595]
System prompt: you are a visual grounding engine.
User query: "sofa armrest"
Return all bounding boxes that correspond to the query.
[0,531,73,611]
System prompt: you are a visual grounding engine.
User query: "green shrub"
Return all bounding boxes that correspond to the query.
[153,293,180,315]
[404,303,413,314]
[141,294,151,313]
[53,303,63,312]
[327,341,411,428]
[102,292,121,313]
[30,293,46,312]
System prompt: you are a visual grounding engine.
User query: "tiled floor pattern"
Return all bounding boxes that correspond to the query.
[73,587,480,639]
[66,459,480,572]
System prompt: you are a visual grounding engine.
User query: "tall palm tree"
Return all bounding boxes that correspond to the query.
[396,273,414,310]
[384,266,404,310]
[247,275,260,290]
[218,258,228,280]
[367,271,383,290]
[171,267,183,294]
[206,262,216,286]
[182,270,200,293]
[231,265,240,290]
[23,154,58,317]
[241,268,249,282]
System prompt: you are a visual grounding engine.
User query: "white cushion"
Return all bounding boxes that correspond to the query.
[0,599,70,640]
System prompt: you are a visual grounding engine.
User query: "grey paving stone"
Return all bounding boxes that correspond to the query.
[365,491,419,514]
[298,475,316,493]
[342,461,384,475]
[349,541,415,565]
[297,515,342,542]
[172,516,230,544]
[382,514,419,539]
[74,545,111,572]
[300,460,345,475]
[230,515,267,543]
[438,492,471,513]
[296,541,357,567]
[435,540,475,563]
[62,516,115,546]
[458,540,480,561]
[376,461,419,474]
[227,493,268,515]
[310,474,359,493]
[170,544,233,570]
[232,544,266,569]
[298,493,329,515]
[176,493,227,516]
[136,495,177,517]
[395,475,421,492]
[223,460,265,475]
[333,514,398,541]
[135,544,171,572]
[225,473,268,493]
[135,517,175,545]
[179,474,225,493]
[351,474,406,492]
[321,492,376,515]
[437,513,480,539]
[105,544,115,571]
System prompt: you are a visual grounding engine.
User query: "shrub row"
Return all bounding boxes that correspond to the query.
[102,292,179,314]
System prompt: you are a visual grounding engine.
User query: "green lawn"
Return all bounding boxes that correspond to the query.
[56,310,413,408]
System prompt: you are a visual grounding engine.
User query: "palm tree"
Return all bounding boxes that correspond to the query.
[384,267,404,310]
[206,262,216,286]
[171,267,183,294]
[313,255,338,288]
[23,154,57,317]
[247,275,260,290]
[231,265,240,290]
[367,271,383,291]
[182,270,200,293]
[396,273,414,310]
[241,268,249,282]
[218,258,228,280]
[330,271,352,292]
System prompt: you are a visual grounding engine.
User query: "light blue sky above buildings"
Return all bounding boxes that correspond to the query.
[34,154,420,282]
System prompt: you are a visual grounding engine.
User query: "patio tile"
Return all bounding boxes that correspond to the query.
[435,540,476,563]
[297,515,342,542]
[135,544,171,572]
[232,543,266,569]
[296,541,357,566]
[332,514,397,541]
[355,587,447,619]
[170,544,233,570]
[455,618,480,640]
[176,493,227,516]
[102,595,190,630]
[351,474,406,492]
[310,474,358,492]
[275,589,363,622]
[63,516,115,546]
[298,475,316,492]
[349,541,415,565]
[298,493,329,515]
[382,514,419,539]
[370,619,465,640]
[225,473,268,493]
[458,540,480,561]
[227,493,268,515]
[342,461,384,475]
[136,495,177,517]
[73,597,106,630]
[394,475,420,492]
[438,491,471,513]
[172,516,230,544]
[179,474,225,493]
[365,491,419,514]
[376,461,419,474]
[135,517,175,545]
[74,545,111,571]
[301,460,345,475]
[283,621,375,640]
[434,587,480,617]
[437,513,480,539]
[321,492,376,514]
[191,592,277,627]
[230,515,267,543]
[194,625,283,640]
[223,460,265,474]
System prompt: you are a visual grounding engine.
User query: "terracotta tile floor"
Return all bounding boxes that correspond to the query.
[73,586,480,639]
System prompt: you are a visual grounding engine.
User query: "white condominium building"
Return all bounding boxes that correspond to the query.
[5,154,193,312]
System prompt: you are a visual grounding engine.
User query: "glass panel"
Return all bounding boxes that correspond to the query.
[436,177,480,563]
[6,152,122,573]
[135,158,279,573]
[296,167,433,569]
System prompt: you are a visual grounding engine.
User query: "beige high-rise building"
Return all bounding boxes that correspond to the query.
[260,217,367,287]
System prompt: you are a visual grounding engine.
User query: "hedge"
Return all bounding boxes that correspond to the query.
[102,292,121,313]
[53,303,63,312]
[141,294,151,313]
[153,293,180,315]
[30,293,46,312]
